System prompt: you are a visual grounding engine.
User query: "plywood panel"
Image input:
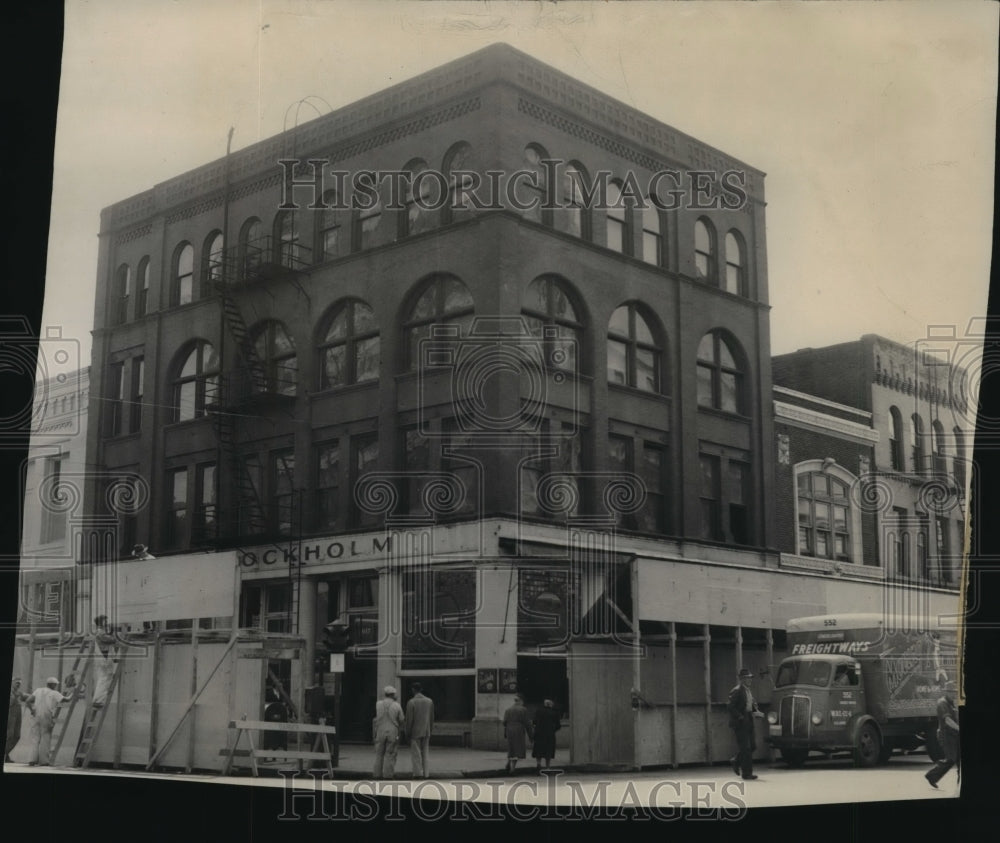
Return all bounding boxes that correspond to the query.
[568,642,633,765]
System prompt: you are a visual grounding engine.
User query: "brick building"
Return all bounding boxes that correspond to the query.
[68,45,961,768]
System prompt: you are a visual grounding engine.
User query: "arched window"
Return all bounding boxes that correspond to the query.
[172,341,219,421]
[252,321,297,396]
[642,204,663,267]
[274,210,303,267]
[523,276,583,374]
[694,218,717,283]
[911,413,925,473]
[441,142,473,226]
[239,217,262,281]
[795,461,860,562]
[607,303,661,393]
[562,162,591,240]
[606,180,629,254]
[400,158,435,238]
[724,230,746,296]
[318,300,380,388]
[316,189,341,263]
[521,144,551,226]
[888,407,904,470]
[136,257,150,317]
[203,231,224,291]
[932,420,948,474]
[173,243,194,306]
[403,275,474,370]
[114,263,131,325]
[697,331,744,413]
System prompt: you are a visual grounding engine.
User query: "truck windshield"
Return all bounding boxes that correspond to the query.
[775,659,833,688]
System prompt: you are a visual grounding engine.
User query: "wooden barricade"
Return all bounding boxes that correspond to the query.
[221,715,337,777]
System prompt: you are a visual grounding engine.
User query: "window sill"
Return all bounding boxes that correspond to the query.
[696,405,751,423]
[608,382,670,402]
[103,431,142,443]
[310,380,379,399]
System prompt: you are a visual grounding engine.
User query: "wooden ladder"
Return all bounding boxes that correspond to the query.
[48,637,96,764]
[74,646,127,768]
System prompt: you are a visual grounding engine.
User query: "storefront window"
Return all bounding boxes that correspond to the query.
[401,569,476,670]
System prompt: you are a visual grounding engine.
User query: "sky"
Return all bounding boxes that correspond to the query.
[40,0,998,376]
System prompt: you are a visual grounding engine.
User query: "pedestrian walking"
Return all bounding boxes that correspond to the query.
[24,677,74,766]
[925,681,960,789]
[502,694,532,773]
[531,698,561,774]
[404,682,434,778]
[6,677,29,762]
[728,667,764,780]
[372,685,404,780]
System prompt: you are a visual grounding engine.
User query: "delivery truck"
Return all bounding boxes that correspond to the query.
[766,613,959,768]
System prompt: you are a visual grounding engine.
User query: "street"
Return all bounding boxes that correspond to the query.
[4,752,958,814]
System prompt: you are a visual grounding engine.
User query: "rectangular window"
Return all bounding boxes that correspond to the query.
[194,463,216,543]
[165,467,188,549]
[315,441,340,531]
[892,507,909,578]
[106,362,125,437]
[403,428,431,518]
[128,357,144,434]
[116,267,131,325]
[402,568,476,670]
[917,514,929,580]
[699,454,721,540]
[271,450,295,535]
[442,419,477,517]
[238,455,264,536]
[728,461,749,544]
[352,434,379,528]
[935,517,948,582]
[40,457,66,544]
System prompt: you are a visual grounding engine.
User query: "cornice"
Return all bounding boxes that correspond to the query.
[774,400,880,445]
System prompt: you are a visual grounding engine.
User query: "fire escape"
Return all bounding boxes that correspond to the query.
[202,234,311,551]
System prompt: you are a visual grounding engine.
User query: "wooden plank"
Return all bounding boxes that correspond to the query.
[670,622,678,769]
[186,625,198,773]
[249,750,334,761]
[147,634,162,766]
[114,648,127,768]
[238,649,302,660]
[228,720,337,734]
[146,635,237,769]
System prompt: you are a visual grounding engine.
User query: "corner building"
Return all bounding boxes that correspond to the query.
[83,45,956,768]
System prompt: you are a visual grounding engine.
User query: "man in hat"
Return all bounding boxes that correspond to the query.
[24,677,75,766]
[728,667,764,780]
[372,685,404,780]
[131,544,155,560]
[925,680,960,789]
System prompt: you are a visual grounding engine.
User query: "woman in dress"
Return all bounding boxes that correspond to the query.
[502,694,532,773]
[531,698,561,774]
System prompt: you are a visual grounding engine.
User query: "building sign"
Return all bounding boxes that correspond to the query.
[238,535,394,568]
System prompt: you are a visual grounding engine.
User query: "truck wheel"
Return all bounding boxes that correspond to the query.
[853,722,882,768]
[781,748,809,768]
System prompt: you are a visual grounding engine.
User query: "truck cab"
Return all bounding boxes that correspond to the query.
[768,655,868,767]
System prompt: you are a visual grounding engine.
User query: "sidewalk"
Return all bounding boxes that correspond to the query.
[326,742,578,779]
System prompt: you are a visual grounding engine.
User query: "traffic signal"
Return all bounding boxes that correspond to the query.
[323,620,351,653]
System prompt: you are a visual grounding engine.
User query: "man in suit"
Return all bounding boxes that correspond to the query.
[925,681,960,789]
[728,667,763,780]
[404,682,435,778]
